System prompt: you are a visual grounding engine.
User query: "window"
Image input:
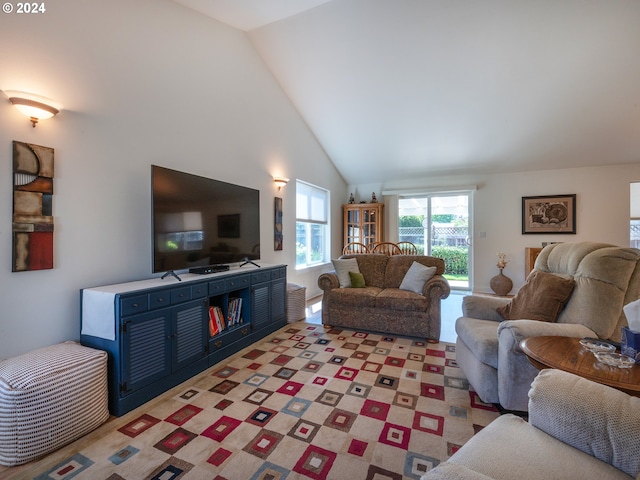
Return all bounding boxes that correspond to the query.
[296,180,329,268]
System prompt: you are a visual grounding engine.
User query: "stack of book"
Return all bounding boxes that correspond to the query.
[208,298,243,337]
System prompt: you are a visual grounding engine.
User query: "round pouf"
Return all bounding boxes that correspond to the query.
[490,271,513,296]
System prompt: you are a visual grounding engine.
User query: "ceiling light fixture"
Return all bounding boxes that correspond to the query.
[5,90,62,127]
[274,177,289,190]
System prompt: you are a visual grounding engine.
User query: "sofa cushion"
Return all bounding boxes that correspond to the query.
[399,261,437,294]
[375,288,428,312]
[341,254,388,288]
[384,255,445,288]
[332,258,360,287]
[327,286,382,308]
[496,270,575,322]
[349,271,366,288]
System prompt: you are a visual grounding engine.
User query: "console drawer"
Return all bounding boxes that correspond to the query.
[121,294,148,316]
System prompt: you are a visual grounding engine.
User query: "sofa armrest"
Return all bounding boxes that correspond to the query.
[462,295,510,322]
[528,369,640,478]
[422,275,451,300]
[421,462,494,480]
[318,272,339,291]
[497,319,596,349]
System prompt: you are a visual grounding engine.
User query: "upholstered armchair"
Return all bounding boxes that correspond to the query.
[455,242,640,411]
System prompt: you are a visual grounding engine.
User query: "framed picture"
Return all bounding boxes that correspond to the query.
[274,197,283,251]
[218,214,240,238]
[522,194,576,234]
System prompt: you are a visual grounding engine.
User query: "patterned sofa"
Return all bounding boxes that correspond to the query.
[317,254,450,340]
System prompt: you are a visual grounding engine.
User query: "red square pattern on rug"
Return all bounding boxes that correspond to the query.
[348,439,369,456]
[420,382,445,400]
[385,357,406,368]
[208,447,232,467]
[413,412,445,436]
[271,354,293,366]
[118,414,160,438]
[360,399,390,421]
[426,348,446,358]
[378,422,411,450]
[165,405,203,426]
[335,366,359,381]
[324,408,356,432]
[293,445,337,480]
[469,391,499,411]
[243,430,284,459]
[276,381,304,396]
[424,363,444,374]
[201,416,242,442]
[154,427,197,455]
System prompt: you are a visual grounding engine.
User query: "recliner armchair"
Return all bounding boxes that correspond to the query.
[455,242,640,411]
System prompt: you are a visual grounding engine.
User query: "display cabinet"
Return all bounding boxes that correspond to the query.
[343,202,384,248]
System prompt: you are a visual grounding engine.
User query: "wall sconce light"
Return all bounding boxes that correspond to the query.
[274,177,289,190]
[5,90,62,127]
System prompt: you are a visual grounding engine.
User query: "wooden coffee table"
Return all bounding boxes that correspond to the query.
[520,336,640,397]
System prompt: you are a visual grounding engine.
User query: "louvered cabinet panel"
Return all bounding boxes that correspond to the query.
[121,310,171,394]
[174,299,207,370]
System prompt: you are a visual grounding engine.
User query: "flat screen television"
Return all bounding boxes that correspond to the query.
[152,165,260,273]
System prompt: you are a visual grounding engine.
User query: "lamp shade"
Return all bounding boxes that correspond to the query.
[5,90,62,127]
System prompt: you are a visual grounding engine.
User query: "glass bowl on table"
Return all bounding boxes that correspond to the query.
[579,338,616,354]
[594,352,635,368]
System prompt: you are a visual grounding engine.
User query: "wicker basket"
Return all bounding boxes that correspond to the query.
[287,283,307,323]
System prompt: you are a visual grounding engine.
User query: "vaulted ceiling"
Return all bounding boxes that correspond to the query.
[173,0,640,185]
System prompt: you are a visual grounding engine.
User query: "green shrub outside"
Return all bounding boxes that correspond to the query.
[431,245,468,277]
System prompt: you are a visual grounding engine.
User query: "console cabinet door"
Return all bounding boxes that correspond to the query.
[121,310,172,396]
[271,277,286,323]
[252,282,271,329]
[172,298,208,371]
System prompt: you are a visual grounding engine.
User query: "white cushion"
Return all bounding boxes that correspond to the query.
[332,258,360,287]
[399,261,436,294]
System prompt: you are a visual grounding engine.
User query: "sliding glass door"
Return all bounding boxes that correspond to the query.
[398,193,471,290]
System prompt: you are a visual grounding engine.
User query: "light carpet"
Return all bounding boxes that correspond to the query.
[26,323,500,480]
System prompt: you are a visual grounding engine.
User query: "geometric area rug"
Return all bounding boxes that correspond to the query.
[30,323,500,480]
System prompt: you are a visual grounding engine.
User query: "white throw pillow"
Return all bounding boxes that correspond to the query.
[399,261,437,294]
[332,258,360,288]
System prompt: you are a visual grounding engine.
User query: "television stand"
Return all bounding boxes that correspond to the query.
[161,270,182,281]
[241,257,260,268]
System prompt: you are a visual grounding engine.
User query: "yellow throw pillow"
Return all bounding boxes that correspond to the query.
[349,271,366,288]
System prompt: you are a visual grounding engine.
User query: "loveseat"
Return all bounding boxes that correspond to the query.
[317,254,450,340]
[456,241,640,411]
[421,369,640,480]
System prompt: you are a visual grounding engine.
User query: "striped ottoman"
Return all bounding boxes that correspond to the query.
[0,341,109,466]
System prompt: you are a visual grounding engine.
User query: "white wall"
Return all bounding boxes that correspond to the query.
[0,0,345,359]
[377,162,640,293]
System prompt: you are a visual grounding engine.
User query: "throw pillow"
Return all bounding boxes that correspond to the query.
[332,258,360,288]
[496,270,575,322]
[349,271,366,288]
[399,261,437,294]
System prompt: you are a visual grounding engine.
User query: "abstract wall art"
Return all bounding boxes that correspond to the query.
[274,197,283,251]
[12,141,55,272]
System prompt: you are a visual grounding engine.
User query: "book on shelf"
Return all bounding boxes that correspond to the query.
[209,306,226,336]
[227,297,243,326]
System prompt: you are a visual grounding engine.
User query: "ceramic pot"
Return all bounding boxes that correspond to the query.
[490,269,513,296]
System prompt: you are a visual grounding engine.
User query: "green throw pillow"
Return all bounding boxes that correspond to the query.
[349,271,366,288]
